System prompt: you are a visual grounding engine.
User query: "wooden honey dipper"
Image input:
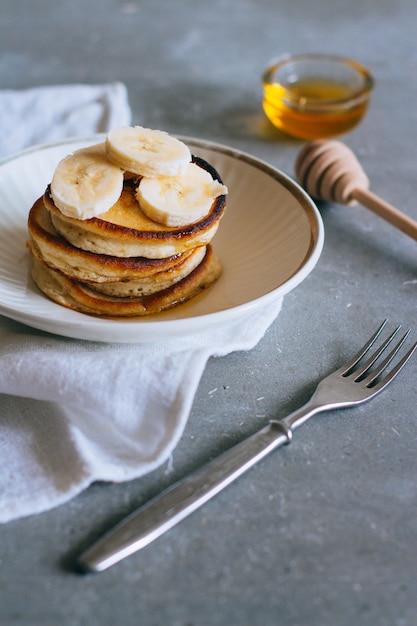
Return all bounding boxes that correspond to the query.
[295,140,417,242]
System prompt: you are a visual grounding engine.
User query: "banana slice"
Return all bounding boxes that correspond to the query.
[50,143,124,220]
[136,162,228,227]
[105,126,191,177]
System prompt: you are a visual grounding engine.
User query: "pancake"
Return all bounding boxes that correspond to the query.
[31,245,221,317]
[45,156,227,259]
[87,245,206,297]
[28,197,206,288]
[27,134,227,318]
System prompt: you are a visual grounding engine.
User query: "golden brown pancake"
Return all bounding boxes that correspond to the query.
[87,245,206,297]
[44,156,227,259]
[28,149,226,318]
[31,245,221,317]
[28,197,206,290]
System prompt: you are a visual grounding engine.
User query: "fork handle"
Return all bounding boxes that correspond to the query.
[78,420,293,573]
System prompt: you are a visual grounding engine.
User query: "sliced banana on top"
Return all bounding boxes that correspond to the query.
[50,143,124,220]
[105,126,192,177]
[136,162,228,227]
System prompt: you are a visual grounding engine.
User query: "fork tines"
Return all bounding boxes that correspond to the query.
[341,320,417,389]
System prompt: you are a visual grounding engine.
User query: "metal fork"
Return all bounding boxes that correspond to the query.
[78,320,417,573]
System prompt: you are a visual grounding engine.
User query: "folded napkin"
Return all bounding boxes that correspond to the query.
[0,84,282,523]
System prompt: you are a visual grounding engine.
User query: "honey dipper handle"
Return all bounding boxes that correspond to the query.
[352,187,417,242]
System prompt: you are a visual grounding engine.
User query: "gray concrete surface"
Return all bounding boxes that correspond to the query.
[1,1,416,625]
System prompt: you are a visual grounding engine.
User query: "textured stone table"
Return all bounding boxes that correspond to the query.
[1,1,416,624]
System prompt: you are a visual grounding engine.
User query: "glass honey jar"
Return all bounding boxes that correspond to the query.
[262,54,374,140]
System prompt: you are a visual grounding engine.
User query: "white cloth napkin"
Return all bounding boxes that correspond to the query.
[0,84,282,523]
[0,82,131,157]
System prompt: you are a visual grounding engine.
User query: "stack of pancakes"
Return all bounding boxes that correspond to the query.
[27,153,227,317]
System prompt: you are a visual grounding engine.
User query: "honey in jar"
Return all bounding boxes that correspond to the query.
[262,54,374,140]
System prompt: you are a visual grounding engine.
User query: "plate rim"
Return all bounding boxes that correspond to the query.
[0,134,324,343]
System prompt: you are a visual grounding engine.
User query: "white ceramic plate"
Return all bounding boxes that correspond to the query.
[0,135,324,343]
